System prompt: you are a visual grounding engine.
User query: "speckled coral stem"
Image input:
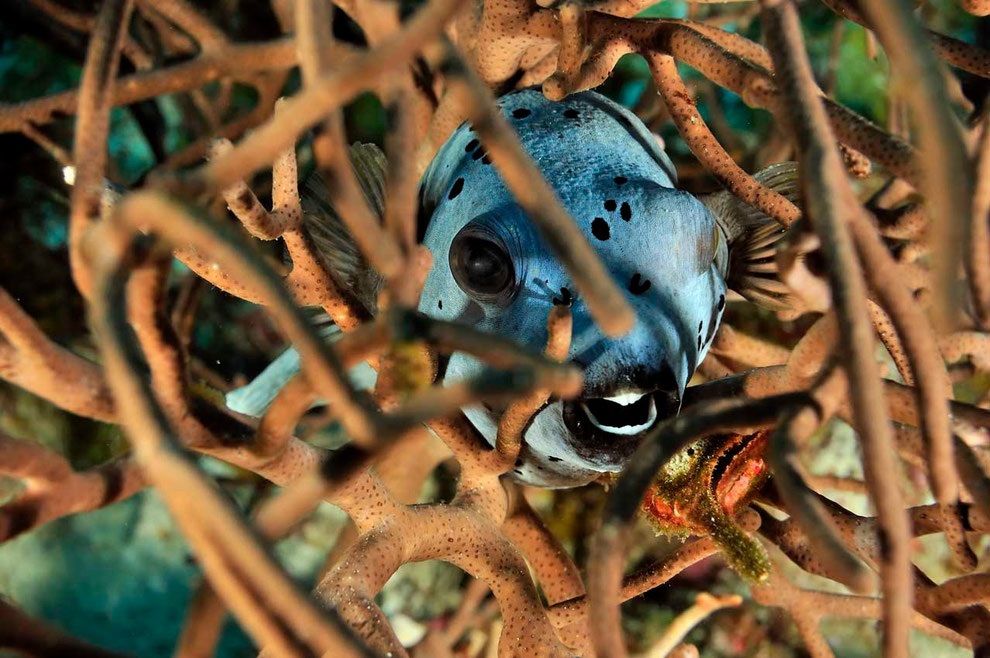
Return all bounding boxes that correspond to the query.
[0,431,145,543]
[502,483,584,605]
[850,214,959,509]
[123,239,334,485]
[649,53,802,226]
[708,324,790,369]
[0,287,116,422]
[660,22,924,185]
[857,0,975,334]
[550,13,924,193]
[0,38,345,133]
[771,348,876,593]
[103,192,384,447]
[317,502,576,658]
[685,363,990,431]
[199,0,463,193]
[179,139,370,328]
[67,0,134,300]
[820,0,990,77]
[495,305,574,469]
[86,220,376,658]
[751,566,970,658]
[135,0,228,51]
[758,500,986,648]
[760,4,913,655]
[968,107,990,329]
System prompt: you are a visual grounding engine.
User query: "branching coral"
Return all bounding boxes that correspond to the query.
[1,0,990,657]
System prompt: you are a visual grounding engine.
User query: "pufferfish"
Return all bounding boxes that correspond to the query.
[227,88,796,519]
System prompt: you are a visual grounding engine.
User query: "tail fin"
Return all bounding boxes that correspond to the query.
[224,324,378,417]
[225,346,305,417]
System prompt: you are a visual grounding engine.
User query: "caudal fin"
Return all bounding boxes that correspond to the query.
[225,323,378,417]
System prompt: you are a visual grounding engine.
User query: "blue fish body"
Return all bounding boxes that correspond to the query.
[417,89,731,487]
[228,89,793,489]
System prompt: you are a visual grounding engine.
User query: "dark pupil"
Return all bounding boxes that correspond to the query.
[466,242,500,279]
[456,236,511,295]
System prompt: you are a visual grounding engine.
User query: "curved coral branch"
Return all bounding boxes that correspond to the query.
[2,3,989,658]
[0,431,145,542]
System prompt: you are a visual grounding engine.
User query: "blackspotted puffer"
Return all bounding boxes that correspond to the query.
[228,88,796,491]
[415,89,794,488]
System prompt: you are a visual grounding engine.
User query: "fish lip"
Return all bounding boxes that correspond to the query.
[580,396,657,435]
[560,388,681,466]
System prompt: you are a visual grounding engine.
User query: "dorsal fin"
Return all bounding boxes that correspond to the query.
[302,143,387,312]
[227,144,387,417]
[702,162,801,312]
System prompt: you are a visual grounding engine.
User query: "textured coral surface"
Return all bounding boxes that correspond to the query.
[1,1,989,657]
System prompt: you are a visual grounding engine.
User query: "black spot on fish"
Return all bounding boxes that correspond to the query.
[704,304,719,345]
[548,456,563,462]
[620,202,632,221]
[592,217,610,240]
[564,108,579,119]
[465,138,479,152]
[514,468,523,475]
[604,199,617,212]
[628,273,651,295]
[512,108,531,119]
[717,294,725,311]
[698,321,703,332]
[687,447,695,457]
[553,286,573,306]
[438,299,443,310]
[481,154,491,164]
[515,457,524,467]
[448,177,464,200]
[471,148,485,160]
[697,335,702,349]
[614,176,628,186]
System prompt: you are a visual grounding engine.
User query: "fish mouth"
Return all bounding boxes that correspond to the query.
[562,388,681,465]
[581,391,657,435]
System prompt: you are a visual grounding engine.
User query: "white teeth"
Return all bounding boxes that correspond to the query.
[604,391,648,406]
[581,397,658,436]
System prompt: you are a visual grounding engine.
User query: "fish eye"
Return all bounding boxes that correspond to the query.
[449,227,515,302]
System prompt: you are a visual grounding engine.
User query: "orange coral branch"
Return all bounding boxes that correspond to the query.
[0,287,116,422]
[759,4,912,654]
[0,431,145,542]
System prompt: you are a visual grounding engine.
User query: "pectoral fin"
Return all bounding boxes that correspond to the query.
[703,162,800,312]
